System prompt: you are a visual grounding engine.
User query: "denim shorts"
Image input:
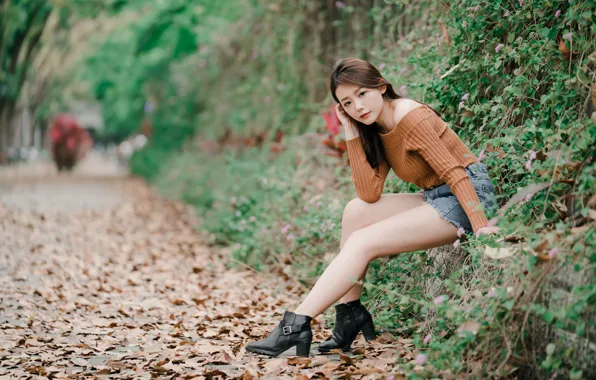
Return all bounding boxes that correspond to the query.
[422,162,496,234]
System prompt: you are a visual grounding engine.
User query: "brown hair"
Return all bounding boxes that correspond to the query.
[330,57,439,168]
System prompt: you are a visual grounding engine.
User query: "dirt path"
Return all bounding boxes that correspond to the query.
[0,155,413,379]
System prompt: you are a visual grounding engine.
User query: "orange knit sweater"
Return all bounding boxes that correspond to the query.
[345,106,489,233]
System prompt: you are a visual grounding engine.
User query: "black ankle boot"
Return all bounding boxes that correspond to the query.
[318,300,376,353]
[246,311,313,357]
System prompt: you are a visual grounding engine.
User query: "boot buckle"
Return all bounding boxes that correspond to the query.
[282,326,293,335]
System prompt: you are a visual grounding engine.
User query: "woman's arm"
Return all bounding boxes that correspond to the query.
[336,105,389,203]
[345,137,390,203]
[405,117,489,233]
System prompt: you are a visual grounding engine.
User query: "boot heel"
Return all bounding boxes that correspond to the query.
[295,341,311,357]
[361,320,376,341]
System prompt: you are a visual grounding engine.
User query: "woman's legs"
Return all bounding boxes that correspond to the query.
[338,193,426,303]
[294,203,458,318]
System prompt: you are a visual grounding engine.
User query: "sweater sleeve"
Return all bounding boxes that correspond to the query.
[405,118,489,233]
[345,137,390,203]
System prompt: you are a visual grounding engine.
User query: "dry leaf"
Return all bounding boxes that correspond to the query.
[484,246,515,259]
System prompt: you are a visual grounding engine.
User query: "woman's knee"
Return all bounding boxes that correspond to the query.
[342,229,375,262]
[342,197,371,230]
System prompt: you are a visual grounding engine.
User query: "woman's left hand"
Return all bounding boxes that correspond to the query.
[475,226,500,237]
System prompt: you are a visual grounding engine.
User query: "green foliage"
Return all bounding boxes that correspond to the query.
[62,0,596,377]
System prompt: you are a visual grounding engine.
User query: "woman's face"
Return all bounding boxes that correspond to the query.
[335,83,386,125]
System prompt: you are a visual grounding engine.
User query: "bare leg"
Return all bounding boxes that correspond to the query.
[294,203,458,318]
[338,194,425,303]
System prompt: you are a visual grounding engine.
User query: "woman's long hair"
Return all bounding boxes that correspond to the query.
[330,57,440,169]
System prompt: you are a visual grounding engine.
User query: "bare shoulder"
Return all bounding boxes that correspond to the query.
[393,98,426,125]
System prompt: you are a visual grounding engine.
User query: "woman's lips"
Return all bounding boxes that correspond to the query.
[360,112,371,119]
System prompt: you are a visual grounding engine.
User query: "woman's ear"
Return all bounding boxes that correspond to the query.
[379,85,387,94]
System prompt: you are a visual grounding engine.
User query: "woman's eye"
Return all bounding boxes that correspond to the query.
[344,102,350,107]
[359,91,366,96]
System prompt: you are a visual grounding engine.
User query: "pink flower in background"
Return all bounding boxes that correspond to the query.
[379,63,386,70]
[461,93,469,101]
[453,239,461,248]
[518,0,524,6]
[286,234,295,242]
[335,1,345,8]
[487,288,496,298]
[548,248,559,259]
[322,104,341,136]
[249,216,257,222]
[433,295,447,305]
[281,224,291,234]
[555,9,561,18]
[563,32,572,40]
[458,101,465,110]
[399,85,407,96]
[504,10,510,17]
[525,150,537,170]
[264,96,271,104]
[477,149,486,163]
[457,227,465,237]
[415,354,428,365]
[423,334,432,344]
[495,44,504,52]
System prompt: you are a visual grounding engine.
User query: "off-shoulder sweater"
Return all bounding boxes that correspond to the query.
[345,105,489,233]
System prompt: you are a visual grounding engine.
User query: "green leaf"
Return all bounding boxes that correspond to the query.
[546,343,555,356]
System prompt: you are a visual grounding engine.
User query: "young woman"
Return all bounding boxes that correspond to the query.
[245,57,499,357]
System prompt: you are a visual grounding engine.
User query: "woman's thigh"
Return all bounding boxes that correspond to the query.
[343,193,425,230]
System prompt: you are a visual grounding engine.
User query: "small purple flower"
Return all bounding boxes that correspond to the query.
[495,44,504,53]
[487,288,496,298]
[303,206,309,212]
[316,201,323,207]
[529,150,537,160]
[548,248,558,259]
[378,63,386,70]
[433,295,447,305]
[458,101,465,110]
[555,9,561,18]
[286,233,295,242]
[423,334,432,344]
[461,93,469,101]
[477,149,486,163]
[457,227,465,237]
[264,96,271,104]
[519,0,524,6]
[415,354,428,365]
[321,223,327,233]
[281,224,291,234]
[328,223,335,230]
[525,159,533,171]
[453,239,461,249]
[335,1,345,8]
[474,5,480,11]
[563,32,572,41]
[144,101,154,113]
[399,85,407,96]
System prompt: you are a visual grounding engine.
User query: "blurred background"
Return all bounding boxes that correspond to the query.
[1,0,595,378]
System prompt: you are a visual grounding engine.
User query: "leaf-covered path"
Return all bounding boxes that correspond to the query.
[1,156,416,379]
